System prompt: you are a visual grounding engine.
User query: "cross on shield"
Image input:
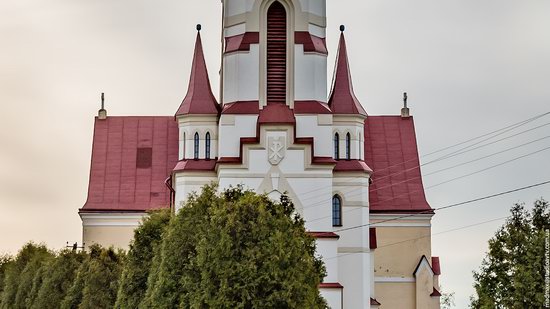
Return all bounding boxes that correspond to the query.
[268,136,285,165]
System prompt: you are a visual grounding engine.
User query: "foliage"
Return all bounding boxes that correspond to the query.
[78,246,124,309]
[0,243,52,309]
[0,254,13,303]
[440,285,455,309]
[470,199,549,308]
[115,209,171,308]
[1,185,328,308]
[31,249,86,309]
[142,185,327,308]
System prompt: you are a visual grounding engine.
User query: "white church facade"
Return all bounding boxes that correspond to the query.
[79,1,442,308]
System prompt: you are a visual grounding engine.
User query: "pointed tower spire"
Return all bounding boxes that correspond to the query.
[328,26,367,116]
[175,25,220,117]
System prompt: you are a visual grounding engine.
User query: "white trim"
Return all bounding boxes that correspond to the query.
[83,222,141,227]
[79,213,146,220]
[374,277,416,283]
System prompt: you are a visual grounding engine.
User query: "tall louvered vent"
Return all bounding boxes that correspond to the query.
[267,2,287,104]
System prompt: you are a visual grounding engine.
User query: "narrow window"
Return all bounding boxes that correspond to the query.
[266,1,287,104]
[332,195,342,226]
[358,132,362,159]
[194,133,199,160]
[205,132,211,160]
[346,133,351,160]
[182,132,186,160]
[334,133,340,160]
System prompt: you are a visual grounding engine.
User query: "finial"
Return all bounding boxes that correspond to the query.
[98,92,107,120]
[401,92,410,118]
[339,25,345,32]
[196,24,202,32]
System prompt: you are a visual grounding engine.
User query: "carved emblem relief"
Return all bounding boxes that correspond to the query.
[268,136,285,165]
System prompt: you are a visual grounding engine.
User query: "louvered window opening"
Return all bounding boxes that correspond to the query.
[267,2,287,104]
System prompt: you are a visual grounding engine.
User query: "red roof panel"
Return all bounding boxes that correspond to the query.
[432,256,441,275]
[81,116,178,212]
[365,116,432,213]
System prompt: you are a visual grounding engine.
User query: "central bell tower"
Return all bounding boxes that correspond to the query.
[221,0,328,108]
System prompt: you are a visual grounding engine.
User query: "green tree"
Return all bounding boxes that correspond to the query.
[143,185,327,308]
[61,245,125,309]
[115,209,171,308]
[470,199,549,308]
[31,249,86,309]
[0,243,52,309]
[0,254,13,303]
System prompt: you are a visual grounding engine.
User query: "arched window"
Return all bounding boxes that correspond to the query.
[346,133,351,160]
[332,195,342,227]
[334,133,340,160]
[266,1,287,104]
[194,133,199,160]
[358,132,362,159]
[182,132,186,160]
[205,132,211,160]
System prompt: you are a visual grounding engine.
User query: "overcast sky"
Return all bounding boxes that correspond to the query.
[1,0,549,307]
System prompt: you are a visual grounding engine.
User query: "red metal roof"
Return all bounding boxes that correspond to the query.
[370,227,378,249]
[307,232,340,239]
[81,116,178,212]
[365,116,432,213]
[334,160,372,173]
[431,287,442,297]
[432,256,441,275]
[175,32,221,116]
[328,33,367,116]
[258,104,295,125]
[173,159,217,172]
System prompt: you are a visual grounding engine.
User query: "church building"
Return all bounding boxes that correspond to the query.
[79,0,442,308]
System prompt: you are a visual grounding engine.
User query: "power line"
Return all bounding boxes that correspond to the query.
[423,136,550,177]
[296,118,550,204]
[325,216,509,261]
[333,179,550,234]
[366,111,550,177]
[421,112,550,158]
[303,144,550,221]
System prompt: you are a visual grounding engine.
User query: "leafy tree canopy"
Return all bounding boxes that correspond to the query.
[0,243,52,309]
[31,249,86,309]
[142,185,327,309]
[59,245,125,309]
[470,199,549,308]
[115,209,171,309]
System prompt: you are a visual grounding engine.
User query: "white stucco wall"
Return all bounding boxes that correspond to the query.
[218,115,258,158]
[294,45,328,102]
[296,115,332,157]
[223,46,261,104]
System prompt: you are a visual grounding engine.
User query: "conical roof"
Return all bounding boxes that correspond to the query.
[328,31,367,116]
[175,30,220,116]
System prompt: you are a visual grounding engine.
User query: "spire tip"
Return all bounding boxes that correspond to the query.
[196,24,202,32]
[339,25,345,32]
